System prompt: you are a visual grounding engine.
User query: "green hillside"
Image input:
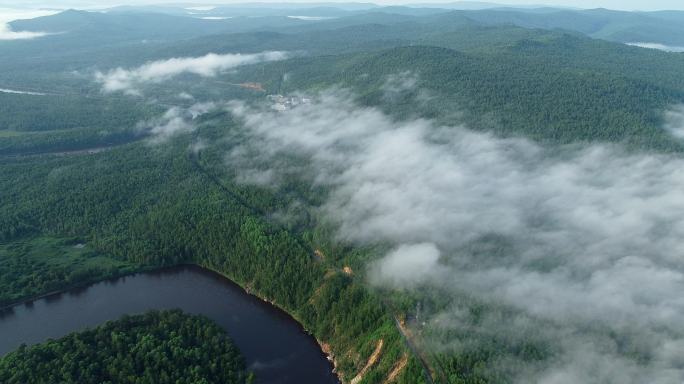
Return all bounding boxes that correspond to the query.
[0,310,251,384]
[2,6,684,384]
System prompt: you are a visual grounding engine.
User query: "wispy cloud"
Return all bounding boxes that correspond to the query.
[0,8,56,40]
[0,87,45,95]
[227,89,684,383]
[626,42,684,52]
[0,24,48,40]
[664,105,684,139]
[138,102,219,144]
[95,51,288,95]
[287,15,336,21]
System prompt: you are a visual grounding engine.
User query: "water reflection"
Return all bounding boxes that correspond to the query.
[0,265,338,384]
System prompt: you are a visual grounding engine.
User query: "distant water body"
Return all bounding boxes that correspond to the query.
[287,15,337,20]
[0,265,338,384]
[0,88,46,95]
[626,42,684,52]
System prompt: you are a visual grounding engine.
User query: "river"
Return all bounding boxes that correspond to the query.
[0,265,339,384]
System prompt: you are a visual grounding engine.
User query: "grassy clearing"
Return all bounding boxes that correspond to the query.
[0,236,140,307]
[0,131,24,138]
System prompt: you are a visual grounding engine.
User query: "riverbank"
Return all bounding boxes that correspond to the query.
[0,265,155,312]
[1,258,427,383]
[0,236,143,311]
[195,263,343,383]
[0,265,339,383]
[0,263,342,383]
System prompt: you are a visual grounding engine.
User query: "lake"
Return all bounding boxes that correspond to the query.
[0,265,339,384]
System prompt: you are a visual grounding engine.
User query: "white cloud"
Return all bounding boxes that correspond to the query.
[141,107,193,144]
[0,87,45,95]
[626,42,684,52]
[227,90,684,383]
[0,8,56,40]
[95,51,288,95]
[287,15,336,21]
[664,105,684,139]
[370,243,442,288]
[185,6,215,11]
[177,92,194,100]
[0,24,48,40]
[139,102,220,144]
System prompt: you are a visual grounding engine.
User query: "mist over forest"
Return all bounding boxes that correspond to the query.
[1,2,684,384]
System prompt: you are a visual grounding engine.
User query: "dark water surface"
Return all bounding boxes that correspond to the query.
[0,265,338,384]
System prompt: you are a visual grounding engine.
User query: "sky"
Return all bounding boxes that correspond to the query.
[482,0,684,9]
[0,0,683,12]
[481,0,682,9]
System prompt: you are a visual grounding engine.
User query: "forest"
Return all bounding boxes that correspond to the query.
[1,4,684,384]
[0,310,252,384]
[0,120,427,382]
[0,236,138,306]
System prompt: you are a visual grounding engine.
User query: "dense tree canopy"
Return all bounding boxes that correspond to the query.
[0,310,252,384]
[2,7,684,384]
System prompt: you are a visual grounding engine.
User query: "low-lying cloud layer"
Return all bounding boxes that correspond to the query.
[627,42,684,52]
[665,105,684,139]
[0,8,56,40]
[0,23,48,40]
[0,87,46,95]
[227,90,684,383]
[138,102,218,144]
[96,51,287,95]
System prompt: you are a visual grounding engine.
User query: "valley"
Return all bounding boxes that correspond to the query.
[1,2,684,383]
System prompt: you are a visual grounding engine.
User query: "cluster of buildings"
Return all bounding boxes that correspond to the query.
[267,94,311,111]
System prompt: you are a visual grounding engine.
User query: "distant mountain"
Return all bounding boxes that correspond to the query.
[185,2,378,11]
[227,39,684,149]
[104,4,352,18]
[403,1,565,10]
[9,9,233,37]
[8,9,306,38]
[435,8,684,46]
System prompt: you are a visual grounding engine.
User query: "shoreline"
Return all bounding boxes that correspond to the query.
[194,264,343,383]
[0,265,156,312]
[1,263,343,383]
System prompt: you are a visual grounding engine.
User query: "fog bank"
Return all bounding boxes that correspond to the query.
[96,51,288,95]
[227,90,684,383]
[0,8,56,40]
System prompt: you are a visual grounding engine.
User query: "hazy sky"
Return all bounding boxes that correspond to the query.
[0,0,683,12]
[474,0,684,10]
[485,0,681,10]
